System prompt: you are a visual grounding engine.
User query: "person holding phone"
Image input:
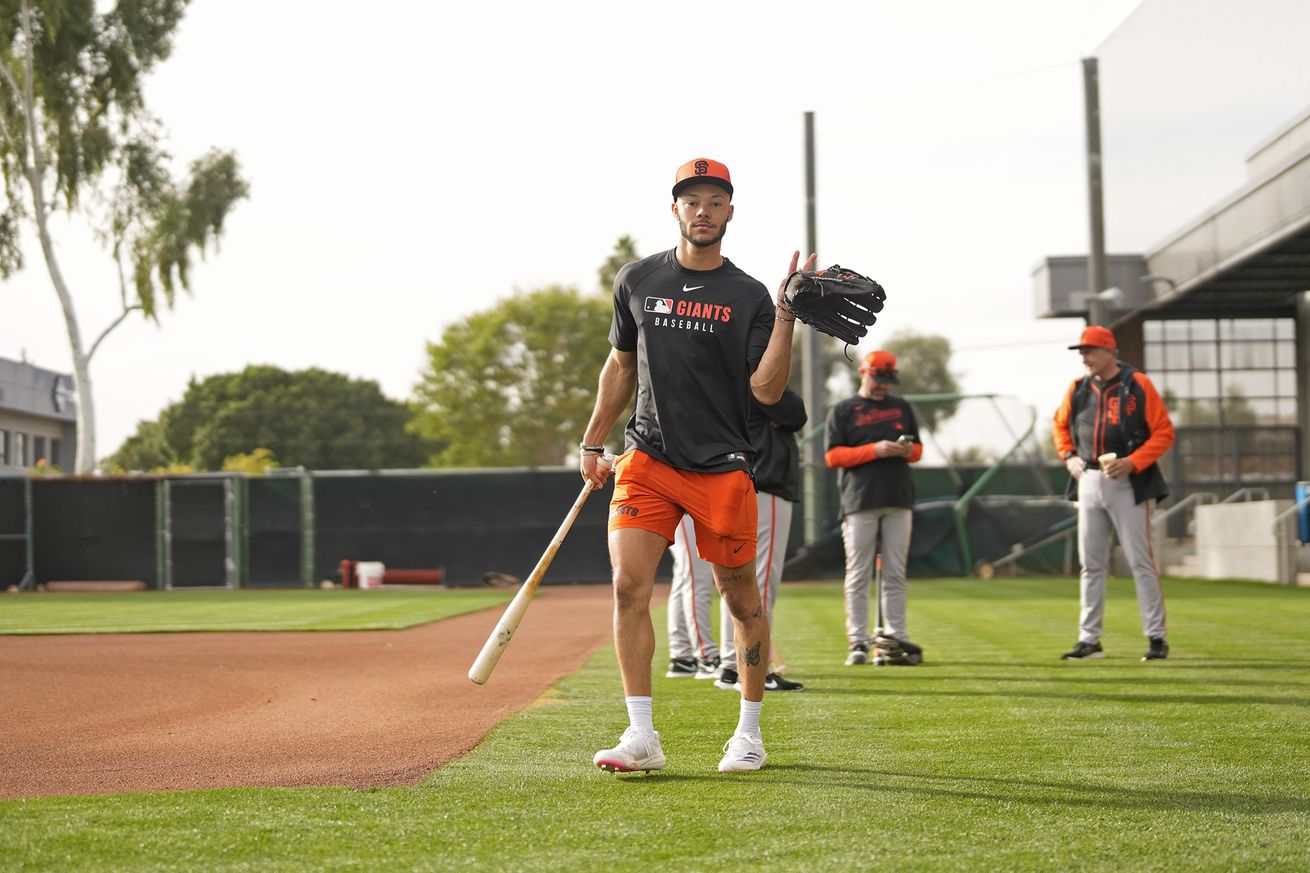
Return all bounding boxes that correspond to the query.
[824,350,924,666]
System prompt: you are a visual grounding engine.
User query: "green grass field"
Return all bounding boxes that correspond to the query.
[0,587,512,634]
[3,576,1308,871]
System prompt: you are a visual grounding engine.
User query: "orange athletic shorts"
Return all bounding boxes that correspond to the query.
[608,449,757,566]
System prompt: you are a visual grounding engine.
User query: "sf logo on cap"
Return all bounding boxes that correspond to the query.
[694,160,709,175]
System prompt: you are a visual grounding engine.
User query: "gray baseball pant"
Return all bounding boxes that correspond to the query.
[721,491,793,662]
[1076,470,1167,643]
[668,515,719,662]
[842,506,912,645]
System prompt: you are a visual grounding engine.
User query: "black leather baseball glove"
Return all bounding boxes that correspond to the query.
[781,264,886,345]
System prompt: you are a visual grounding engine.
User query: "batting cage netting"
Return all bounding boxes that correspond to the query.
[785,394,1076,579]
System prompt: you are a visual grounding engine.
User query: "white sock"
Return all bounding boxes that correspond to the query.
[625,696,654,732]
[735,698,762,737]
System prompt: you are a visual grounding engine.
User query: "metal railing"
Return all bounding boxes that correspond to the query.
[1154,491,1218,527]
[1221,487,1269,503]
[1271,493,1310,584]
[1151,492,1217,578]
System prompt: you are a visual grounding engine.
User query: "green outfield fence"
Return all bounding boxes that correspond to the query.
[0,464,1072,591]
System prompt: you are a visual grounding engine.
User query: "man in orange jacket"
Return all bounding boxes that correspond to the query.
[1054,325,1176,662]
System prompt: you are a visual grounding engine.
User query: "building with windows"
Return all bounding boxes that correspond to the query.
[0,356,77,472]
[1034,0,1310,505]
[1142,318,1301,501]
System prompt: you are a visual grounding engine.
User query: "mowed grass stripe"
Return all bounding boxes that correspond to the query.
[0,588,513,634]
[1,576,1307,872]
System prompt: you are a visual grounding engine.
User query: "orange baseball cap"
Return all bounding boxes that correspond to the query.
[1068,325,1117,350]
[860,350,898,382]
[672,157,733,199]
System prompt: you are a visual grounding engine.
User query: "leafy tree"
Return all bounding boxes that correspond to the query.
[105,418,174,471]
[822,330,962,431]
[948,445,997,465]
[222,447,278,475]
[411,286,619,467]
[0,0,247,472]
[883,330,961,431]
[105,366,429,471]
[599,235,640,294]
[411,238,643,468]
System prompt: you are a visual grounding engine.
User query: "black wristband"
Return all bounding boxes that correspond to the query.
[579,443,606,454]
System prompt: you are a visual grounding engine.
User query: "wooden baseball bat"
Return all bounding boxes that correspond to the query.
[468,472,604,685]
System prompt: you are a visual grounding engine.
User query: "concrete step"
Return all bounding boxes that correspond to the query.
[1164,553,1201,578]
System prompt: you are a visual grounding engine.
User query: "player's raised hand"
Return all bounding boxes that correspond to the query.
[776,251,818,310]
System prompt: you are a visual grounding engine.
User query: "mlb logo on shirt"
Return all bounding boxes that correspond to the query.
[644,297,673,314]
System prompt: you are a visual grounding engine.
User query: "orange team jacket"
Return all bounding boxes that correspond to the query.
[1053,363,1175,504]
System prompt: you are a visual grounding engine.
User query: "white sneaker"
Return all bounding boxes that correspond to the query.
[717,732,767,773]
[594,727,666,773]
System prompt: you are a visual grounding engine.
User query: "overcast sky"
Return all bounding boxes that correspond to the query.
[6,0,1159,459]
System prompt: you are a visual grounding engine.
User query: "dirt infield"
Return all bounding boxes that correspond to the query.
[0,584,621,798]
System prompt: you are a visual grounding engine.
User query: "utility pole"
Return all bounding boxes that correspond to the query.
[801,111,826,544]
[1083,56,1109,327]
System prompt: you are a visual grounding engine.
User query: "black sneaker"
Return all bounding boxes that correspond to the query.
[694,656,722,679]
[763,672,805,691]
[1142,637,1169,661]
[665,656,698,678]
[1061,641,1105,660]
[714,667,740,690]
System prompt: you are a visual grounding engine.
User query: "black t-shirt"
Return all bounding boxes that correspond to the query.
[750,387,806,501]
[610,249,774,473]
[825,393,920,513]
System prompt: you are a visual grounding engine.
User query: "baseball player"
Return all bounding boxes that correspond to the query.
[715,388,807,691]
[668,389,808,692]
[580,156,815,774]
[824,350,924,666]
[664,515,721,680]
[1054,325,1176,661]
